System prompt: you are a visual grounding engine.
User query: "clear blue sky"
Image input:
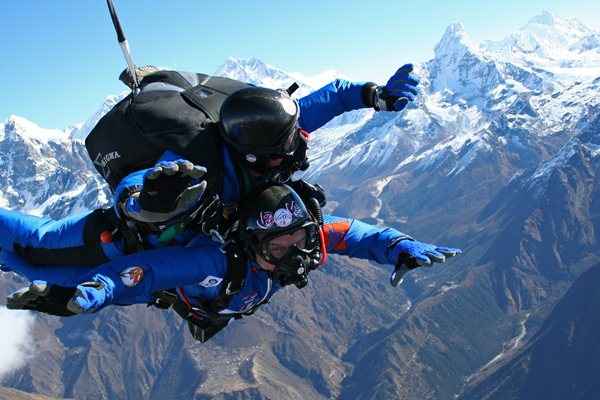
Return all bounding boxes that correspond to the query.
[1,0,599,129]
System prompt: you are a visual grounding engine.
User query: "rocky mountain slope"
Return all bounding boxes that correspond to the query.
[0,386,65,400]
[460,263,600,400]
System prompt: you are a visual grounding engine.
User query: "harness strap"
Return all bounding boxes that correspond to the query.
[149,240,248,342]
[181,76,251,121]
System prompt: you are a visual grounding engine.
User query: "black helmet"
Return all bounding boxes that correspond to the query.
[219,87,309,182]
[220,87,300,157]
[240,184,323,288]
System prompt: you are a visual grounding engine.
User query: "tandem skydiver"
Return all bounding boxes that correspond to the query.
[0,64,420,269]
[4,184,461,342]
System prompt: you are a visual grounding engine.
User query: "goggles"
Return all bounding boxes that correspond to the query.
[261,227,309,261]
[258,223,319,262]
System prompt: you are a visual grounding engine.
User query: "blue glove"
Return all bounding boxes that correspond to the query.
[6,279,110,315]
[122,159,207,224]
[67,281,114,314]
[374,64,420,112]
[389,238,462,286]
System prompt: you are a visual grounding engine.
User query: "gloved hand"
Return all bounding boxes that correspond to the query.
[389,238,462,286]
[6,280,108,316]
[124,160,208,224]
[373,64,420,112]
[65,281,108,314]
[7,281,78,316]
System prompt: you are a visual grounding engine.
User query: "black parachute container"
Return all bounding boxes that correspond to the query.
[87,1,252,192]
[89,2,302,193]
[85,70,251,192]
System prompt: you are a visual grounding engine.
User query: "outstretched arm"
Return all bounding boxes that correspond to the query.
[0,208,126,265]
[298,79,367,132]
[322,215,461,267]
[5,239,228,314]
[298,64,420,133]
[74,242,227,311]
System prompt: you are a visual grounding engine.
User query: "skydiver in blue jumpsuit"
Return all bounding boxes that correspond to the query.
[4,185,461,342]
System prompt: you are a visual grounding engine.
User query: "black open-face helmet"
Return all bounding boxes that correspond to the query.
[240,184,324,288]
[219,87,309,182]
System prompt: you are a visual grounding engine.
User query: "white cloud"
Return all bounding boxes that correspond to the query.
[0,307,35,379]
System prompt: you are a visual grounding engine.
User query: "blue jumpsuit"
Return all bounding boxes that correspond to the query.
[0,216,409,315]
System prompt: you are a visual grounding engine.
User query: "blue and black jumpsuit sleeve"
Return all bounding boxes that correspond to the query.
[0,235,229,310]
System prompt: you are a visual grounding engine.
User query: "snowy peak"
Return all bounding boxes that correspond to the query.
[481,13,600,80]
[525,11,591,35]
[434,22,480,59]
[5,115,40,133]
[427,22,504,101]
[2,115,69,143]
[220,57,285,78]
[214,56,349,98]
[0,115,109,216]
[70,94,124,141]
[516,12,591,52]
[527,10,557,26]
[215,57,299,90]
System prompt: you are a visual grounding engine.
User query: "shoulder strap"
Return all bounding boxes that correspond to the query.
[181,76,252,121]
[209,240,247,310]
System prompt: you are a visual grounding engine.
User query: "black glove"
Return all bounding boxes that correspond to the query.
[124,160,208,224]
[6,281,78,317]
[187,319,230,343]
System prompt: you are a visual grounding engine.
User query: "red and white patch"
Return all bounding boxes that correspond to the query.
[120,266,144,287]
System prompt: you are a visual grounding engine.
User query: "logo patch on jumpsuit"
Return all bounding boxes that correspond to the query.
[120,266,145,287]
[198,276,223,288]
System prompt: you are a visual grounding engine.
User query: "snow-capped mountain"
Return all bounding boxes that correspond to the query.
[215,57,366,132]
[216,56,312,97]
[307,13,600,217]
[482,11,600,80]
[215,56,350,96]
[69,94,125,141]
[0,116,109,218]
